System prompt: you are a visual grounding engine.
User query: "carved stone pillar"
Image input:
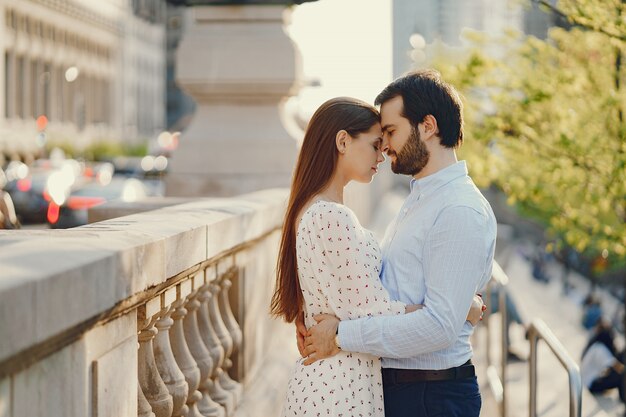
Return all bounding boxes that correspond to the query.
[138,382,157,417]
[166,5,304,197]
[170,287,204,417]
[154,304,189,417]
[184,281,224,417]
[138,312,174,417]
[209,283,238,409]
[195,282,226,417]
[217,275,243,403]
[198,281,233,415]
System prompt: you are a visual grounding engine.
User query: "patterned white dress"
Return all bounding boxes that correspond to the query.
[282,201,406,417]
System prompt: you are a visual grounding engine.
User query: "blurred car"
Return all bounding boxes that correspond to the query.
[4,162,51,223]
[4,159,115,224]
[111,155,169,178]
[48,176,149,229]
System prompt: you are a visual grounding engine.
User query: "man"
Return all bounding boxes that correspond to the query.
[299,70,497,417]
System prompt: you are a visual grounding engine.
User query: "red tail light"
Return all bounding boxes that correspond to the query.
[47,203,60,224]
[67,196,106,210]
[16,179,32,192]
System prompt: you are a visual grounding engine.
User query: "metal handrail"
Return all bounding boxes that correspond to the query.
[484,261,510,417]
[527,319,582,417]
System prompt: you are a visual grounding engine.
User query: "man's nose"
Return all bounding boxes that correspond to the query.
[377,151,385,163]
[381,136,390,153]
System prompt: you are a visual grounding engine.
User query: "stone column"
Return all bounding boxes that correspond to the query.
[183,273,224,417]
[166,5,303,197]
[139,382,157,417]
[209,283,238,410]
[153,294,189,417]
[170,282,204,417]
[217,274,243,402]
[138,307,174,417]
[197,281,230,417]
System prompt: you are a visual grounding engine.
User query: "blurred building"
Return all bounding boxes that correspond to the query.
[164,2,195,132]
[392,0,524,77]
[0,0,167,162]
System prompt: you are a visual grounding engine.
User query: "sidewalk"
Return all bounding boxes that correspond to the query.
[475,239,624,417]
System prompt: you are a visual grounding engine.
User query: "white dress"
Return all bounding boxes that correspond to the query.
[282,201,406,417]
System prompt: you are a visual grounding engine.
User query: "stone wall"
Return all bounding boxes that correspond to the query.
[0,188,298,417]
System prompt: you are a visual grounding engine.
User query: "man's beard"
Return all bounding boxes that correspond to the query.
[388,127,429,176]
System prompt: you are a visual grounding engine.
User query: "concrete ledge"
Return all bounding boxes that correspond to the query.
[0,188,288,366]
[88,197,199,223]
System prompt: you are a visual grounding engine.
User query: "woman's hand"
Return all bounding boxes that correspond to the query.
[466,294,486,326]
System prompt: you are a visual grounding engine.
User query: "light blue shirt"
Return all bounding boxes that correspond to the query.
[338,161,497,370]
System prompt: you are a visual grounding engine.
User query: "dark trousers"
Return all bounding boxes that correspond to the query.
[589,368,625,404]
[383,376,481,417]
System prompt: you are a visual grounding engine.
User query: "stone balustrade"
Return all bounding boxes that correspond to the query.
[0,189,299,417]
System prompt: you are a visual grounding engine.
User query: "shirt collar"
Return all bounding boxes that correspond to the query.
[409,161,468,196]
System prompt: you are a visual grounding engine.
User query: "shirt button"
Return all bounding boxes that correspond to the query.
[403,208,408,214]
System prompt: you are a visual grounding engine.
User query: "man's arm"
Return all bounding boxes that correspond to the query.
[303,294,485,363]
[298,206,491,362]
[339,205,492,358]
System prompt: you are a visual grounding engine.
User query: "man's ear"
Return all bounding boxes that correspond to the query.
[420,115,439,141]
[335,130,350,154]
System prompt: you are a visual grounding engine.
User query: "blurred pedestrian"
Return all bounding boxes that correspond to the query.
[581,320,625,404]
[582,294,603,330]
[531,247,550,283]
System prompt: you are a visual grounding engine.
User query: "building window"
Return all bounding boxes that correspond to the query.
[43,63,51,118]
[16,56,24,118]
[4,52,11,118]
[6,10,16,30]
[57,65,65,122]
[30,60,38,118]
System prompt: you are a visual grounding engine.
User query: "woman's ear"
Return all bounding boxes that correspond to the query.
[335,130,350,154]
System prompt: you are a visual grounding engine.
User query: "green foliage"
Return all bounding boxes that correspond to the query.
[46,140,148,161]
[431,2,626,270]
[83,141,148,161]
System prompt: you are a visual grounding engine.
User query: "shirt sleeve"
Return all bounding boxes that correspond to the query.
[339,205,491,358]
[304,204,406,321]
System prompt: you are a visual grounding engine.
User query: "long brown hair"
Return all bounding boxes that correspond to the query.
[270,97,380,322]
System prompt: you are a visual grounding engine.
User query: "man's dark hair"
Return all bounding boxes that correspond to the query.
[375,69,464,148]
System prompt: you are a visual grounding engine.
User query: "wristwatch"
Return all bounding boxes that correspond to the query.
[334,327,341,350]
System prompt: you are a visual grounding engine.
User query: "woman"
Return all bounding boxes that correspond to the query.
[270,97,482,417]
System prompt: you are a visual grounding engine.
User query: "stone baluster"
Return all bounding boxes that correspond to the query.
[169,280,204,417]
[197,280,233,415]
[153,287,189,417]
[138,382,157,417]
[138,301,174,417]
[217,271,243,403]
[208,283,238,410]
[195,281,226,417]
[184,272,224,417]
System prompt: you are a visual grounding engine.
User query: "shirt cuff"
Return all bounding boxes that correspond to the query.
[338,318,366,353]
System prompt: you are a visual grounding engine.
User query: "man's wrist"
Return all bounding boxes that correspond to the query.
[334,326,341,350]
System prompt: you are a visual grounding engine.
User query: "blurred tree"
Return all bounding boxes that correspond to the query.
[430,0,626,271]
[431,1,626,392]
